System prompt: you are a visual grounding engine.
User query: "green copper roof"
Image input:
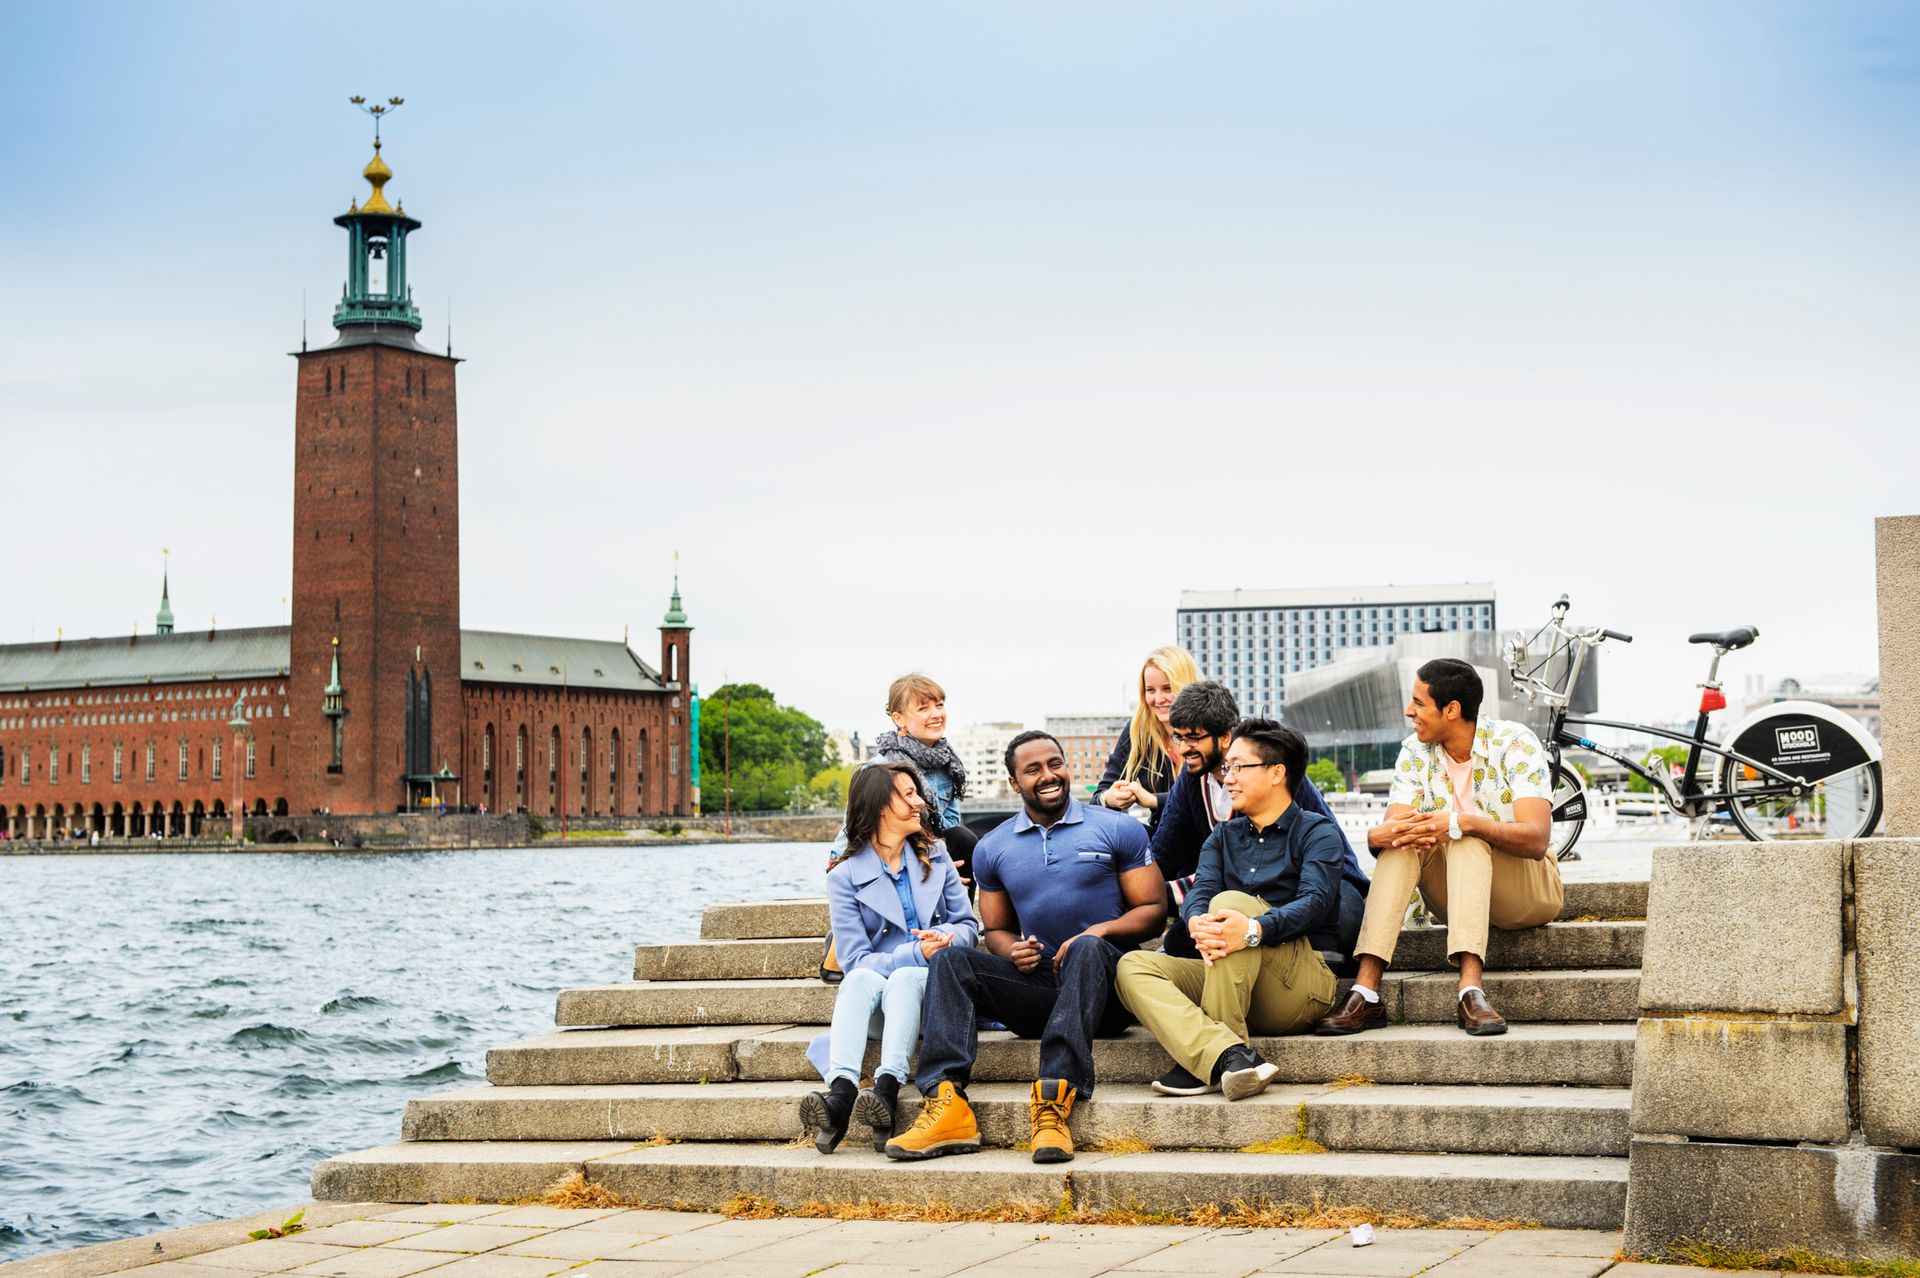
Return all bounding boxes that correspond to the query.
[0,627,667,696]
[662,577,688,627]
[460,630,666,692]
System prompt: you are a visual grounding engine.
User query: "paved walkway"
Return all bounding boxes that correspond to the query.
[5,1204,1769,1278]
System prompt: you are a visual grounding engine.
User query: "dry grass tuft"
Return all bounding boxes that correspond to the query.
[1661,1241,1920,1276]
[1325,1073,1374,1090]
[538,1171,635,1210]
[1092,1134,1153,1155]
[705,1190,1534,1232]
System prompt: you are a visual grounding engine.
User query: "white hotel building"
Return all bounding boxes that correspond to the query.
[1176,584,1499,721]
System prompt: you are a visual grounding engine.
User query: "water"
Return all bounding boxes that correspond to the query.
[0,843,825,1263]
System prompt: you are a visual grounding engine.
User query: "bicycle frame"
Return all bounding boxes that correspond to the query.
[1550,715,1807,817]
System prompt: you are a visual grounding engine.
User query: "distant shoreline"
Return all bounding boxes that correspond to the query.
[0,832,791,856]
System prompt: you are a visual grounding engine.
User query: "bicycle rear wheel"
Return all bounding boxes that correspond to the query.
[1549,760,1587,862]
[1718,757,1883,840]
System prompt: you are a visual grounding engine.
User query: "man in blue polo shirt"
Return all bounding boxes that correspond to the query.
[885,731,1164,1166]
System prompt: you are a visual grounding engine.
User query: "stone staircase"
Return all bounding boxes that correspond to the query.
[313,880,1647,1229]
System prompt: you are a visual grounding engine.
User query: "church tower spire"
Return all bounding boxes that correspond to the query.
[155,549,174,634]
[333,97,422,333]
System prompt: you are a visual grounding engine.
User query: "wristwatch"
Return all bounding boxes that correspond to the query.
[1447,810,1463,842]
[1243,917,1262,949]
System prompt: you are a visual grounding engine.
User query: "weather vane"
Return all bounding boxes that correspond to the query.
[348,95,406,144]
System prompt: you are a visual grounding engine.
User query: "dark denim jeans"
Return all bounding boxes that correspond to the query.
[914,935,1133,1099]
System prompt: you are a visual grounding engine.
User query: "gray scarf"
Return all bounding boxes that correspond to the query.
[871,730,968,802]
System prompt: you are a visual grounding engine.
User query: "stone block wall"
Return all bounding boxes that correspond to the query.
[1623,838,1920,1261]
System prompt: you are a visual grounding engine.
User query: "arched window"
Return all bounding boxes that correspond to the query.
[482,724,495,807]
[210,738,221,781]
[580,728,592,816]
[48,743,59,786]
[547,726,560,814]
[113,741,124,784]
[81,743,91,784]
[144,740,155,783]
[515,726,526,807]
[245,739,256,780]
[178,739,190,781]
[608,728,621,814]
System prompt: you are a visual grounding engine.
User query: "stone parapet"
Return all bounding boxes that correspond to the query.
[1622,838,1920,1262]
[1877,515,1920,837]
[1636,841,1844,1014]
[1854,837,1920,1147]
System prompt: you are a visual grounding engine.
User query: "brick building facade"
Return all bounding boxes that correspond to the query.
[0,138,693,840]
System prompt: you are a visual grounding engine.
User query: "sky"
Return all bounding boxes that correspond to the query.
[1,2,1915,740]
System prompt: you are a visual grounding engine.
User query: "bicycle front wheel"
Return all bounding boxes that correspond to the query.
[1549,760,1587,861]
[1718,757,1883,840]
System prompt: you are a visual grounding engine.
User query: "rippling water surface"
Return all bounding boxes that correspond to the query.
[0,844,824,1262]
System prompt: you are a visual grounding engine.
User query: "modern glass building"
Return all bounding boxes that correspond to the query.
[1176,584,1498,721]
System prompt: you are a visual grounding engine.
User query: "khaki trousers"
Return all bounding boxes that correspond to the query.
[1116,891,1337,1083]
[1355,835,1562,966]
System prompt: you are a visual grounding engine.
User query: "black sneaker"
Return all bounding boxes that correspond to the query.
[1213,1045,1280,1102]
[1150,1064,1217,1097]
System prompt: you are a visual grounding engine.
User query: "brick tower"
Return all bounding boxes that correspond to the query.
[288,120,463,815]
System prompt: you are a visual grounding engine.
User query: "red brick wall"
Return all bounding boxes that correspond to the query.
[0,675,292,836]
[288,343,462,816]
[460,676,691,818]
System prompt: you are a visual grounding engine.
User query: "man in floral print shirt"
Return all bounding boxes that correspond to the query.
[1314,658,1562,1036]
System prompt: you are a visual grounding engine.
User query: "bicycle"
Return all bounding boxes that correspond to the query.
[1504,596,1883,860]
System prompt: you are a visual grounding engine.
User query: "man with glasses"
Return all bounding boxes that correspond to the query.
[1151,682,1367,960]
[1118,718,1345,1099]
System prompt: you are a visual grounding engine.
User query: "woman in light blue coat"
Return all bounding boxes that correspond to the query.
[802,761,977,1153]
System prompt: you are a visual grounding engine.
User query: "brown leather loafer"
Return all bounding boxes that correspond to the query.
[1457,988,1508,1036]
[1313,988,1389,1036]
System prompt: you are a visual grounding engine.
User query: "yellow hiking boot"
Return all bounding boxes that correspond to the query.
[882,1080,981,1161]
[1028,1079,1077,1164]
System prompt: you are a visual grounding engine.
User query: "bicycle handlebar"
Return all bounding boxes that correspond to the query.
[1603,629,1633,644]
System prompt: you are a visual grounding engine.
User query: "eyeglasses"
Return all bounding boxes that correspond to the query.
[1170,729,1213,744]
[1218,762,1274,778]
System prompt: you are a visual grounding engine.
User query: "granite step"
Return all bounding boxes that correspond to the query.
[557,966,1641,1029]
[312,1140,1629,1229]
[486,1022,1634,1089]
[403,1079,1631,1157]
[635,921,1644,981]
[696,879,1649,941]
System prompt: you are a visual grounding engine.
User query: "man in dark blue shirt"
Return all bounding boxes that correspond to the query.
[885,731,1164,1166]
[1118,719,1346,1101]
[1151,682,1368,959]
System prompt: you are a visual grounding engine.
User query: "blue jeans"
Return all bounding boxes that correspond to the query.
[825,965,928,1086]
[913,937,1132,1099]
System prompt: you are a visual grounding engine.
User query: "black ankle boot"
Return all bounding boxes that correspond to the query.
[800,1077,858,1154]
[854,1074,903,1152]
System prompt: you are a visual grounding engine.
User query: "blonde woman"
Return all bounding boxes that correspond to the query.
[1093,645,1200,837]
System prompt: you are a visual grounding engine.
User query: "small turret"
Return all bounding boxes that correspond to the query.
[155,551,175,635]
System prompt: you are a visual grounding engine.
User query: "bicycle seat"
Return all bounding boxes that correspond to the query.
[1688,626,1758,650]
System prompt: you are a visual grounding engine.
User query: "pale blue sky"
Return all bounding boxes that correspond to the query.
[2,3,1915,737]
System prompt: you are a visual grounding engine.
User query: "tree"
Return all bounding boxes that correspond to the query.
[809,765,854,811]
[1307,758,1346,794]
[697,683,831,813]
[1626,745,1690,794]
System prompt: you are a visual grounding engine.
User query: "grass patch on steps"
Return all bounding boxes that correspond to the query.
[1239,1103,1327,1155]
[1325,1073,1373,1090]
[1642,1241,1920,1276]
